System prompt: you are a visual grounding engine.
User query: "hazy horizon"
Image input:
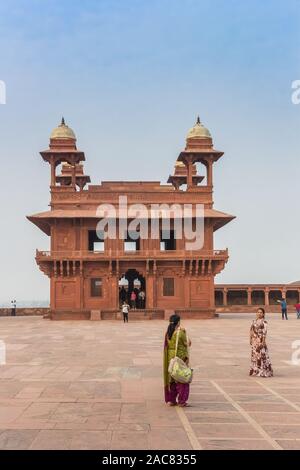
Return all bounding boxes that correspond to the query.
[0,0,299,303]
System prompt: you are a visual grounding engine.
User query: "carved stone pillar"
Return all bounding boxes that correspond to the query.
[146,275,154,309]
[282,288,286,300]
[110,275,118,309]
[207,160,213,186]
[223,288,228,306]
[187,161,193,189]
[247,288,252,306]
[80,275,84,310]
[50,160,56,187]
[184,277,190,308]
[264,288,269,306]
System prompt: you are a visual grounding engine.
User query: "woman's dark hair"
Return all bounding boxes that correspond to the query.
[167,314,181,340]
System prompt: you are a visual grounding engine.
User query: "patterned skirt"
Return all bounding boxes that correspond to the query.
[249,344,273,377]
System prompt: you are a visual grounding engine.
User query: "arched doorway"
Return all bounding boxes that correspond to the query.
[119,269,146,309]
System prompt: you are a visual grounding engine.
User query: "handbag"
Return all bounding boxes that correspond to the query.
[168,328,193,384]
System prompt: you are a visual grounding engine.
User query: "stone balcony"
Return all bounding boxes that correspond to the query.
[36,248,228,261]
[35,248,229,277]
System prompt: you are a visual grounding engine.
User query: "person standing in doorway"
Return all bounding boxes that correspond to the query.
[138,290,146,309]
[277,298,288,320]
[130,290,137,310]
[122,301,130,323]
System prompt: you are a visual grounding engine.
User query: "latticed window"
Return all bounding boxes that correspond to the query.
[163,278,174,296]
[91,278,103,297]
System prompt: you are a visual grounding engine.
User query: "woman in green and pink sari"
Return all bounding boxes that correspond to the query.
[163,314,191,407]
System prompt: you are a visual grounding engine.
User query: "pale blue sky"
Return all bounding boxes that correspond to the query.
[0,0,299,303]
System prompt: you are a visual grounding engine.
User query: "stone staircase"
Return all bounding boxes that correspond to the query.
[92,309,165,320]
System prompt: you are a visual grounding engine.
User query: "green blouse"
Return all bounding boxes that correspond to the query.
[164,328,189,387]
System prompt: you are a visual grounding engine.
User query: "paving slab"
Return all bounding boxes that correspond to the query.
[0,314,300,450]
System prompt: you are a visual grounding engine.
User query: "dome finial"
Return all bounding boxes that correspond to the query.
[61,117,65,126]
[196,115,200,124]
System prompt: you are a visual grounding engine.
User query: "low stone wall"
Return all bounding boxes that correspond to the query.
[216,305,291,314]
[100,309,165,320]
[174,308,216,319]
[1,305,296,318]
[0,308,50,317]
[50,310,90,320]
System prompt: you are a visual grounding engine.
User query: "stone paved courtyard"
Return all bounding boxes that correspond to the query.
[0,314,300,450]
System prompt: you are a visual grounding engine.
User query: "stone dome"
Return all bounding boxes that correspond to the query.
[50,117,76,140]
[186,116,211,139]
[175,160,185,167]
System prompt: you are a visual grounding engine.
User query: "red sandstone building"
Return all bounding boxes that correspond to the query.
[28,117,235,320]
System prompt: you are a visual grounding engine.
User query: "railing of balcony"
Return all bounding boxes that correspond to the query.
[36,248,228,260]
